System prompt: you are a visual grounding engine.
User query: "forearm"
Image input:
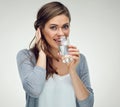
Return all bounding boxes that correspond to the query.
[70,70,89,100]
[69,54,94,107]
[36,50,46,69]
[16,49,46,98]
[23,66,46,98]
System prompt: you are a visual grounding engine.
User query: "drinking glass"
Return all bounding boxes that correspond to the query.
[59,36,73,63]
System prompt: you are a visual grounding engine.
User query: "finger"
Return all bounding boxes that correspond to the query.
[68,48,80,55]
[72,55,80,60]
[69,52,80,57]
[35,28,41,43]
[37,28,41,39]
[68,48,80,53]
[35,29,38,41]
[36,28,41,39]
[68,45,79,52]
[70,55,80,64]
[68,45,77,49]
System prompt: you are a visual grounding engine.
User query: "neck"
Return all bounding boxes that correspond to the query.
[51,48,62,63]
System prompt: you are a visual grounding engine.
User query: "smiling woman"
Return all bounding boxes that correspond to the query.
[16,1,94,107]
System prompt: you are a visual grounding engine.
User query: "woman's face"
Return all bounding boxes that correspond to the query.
[42,14,70,50]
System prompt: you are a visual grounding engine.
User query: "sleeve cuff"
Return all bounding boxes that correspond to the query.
[77,92,94,107]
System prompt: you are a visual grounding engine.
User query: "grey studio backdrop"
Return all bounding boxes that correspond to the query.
[0,0,120,107]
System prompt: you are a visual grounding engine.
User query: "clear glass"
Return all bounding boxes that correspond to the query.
[59,36,73,63]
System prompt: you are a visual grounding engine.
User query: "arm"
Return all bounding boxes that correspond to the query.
[16,49,46,98]
[36,49,46,69]
[68,45,94,107]
[68,45,94,106]
[75,54,94,107]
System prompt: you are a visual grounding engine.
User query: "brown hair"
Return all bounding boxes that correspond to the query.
[29,1,71,79]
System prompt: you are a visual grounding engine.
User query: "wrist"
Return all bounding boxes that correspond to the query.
[39,50,45,56]
[68,64,77,73]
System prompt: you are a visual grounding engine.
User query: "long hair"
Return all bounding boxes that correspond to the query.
[29,1,71,79]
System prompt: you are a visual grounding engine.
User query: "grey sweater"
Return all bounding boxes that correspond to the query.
[16,49,94,107]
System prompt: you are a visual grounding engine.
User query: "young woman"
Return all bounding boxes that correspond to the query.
[16,1,94,107]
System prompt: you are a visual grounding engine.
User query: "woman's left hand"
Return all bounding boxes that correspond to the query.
[67,45,80,72]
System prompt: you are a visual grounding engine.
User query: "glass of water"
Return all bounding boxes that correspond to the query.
[59,36,73,63]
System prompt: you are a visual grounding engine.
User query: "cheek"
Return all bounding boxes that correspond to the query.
[43,30,55,44]
[64,30,70,36]
[45,31,54,40]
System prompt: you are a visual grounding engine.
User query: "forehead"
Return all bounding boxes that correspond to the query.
[46,15,70,26]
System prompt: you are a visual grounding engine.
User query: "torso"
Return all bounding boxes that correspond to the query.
[38,73,76,107]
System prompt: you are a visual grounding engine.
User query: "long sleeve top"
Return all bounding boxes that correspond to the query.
[16,49,94,107]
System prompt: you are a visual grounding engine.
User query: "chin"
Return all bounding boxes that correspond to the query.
[52,45,59,50]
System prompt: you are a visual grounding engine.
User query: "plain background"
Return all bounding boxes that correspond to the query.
[0,0,120,107]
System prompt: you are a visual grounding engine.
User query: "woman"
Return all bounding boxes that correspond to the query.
[16,1,94,107]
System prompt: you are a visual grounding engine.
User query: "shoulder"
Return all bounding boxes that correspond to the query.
[16,49,34,64]
[80,53,87,64]
[76,53,89,76]
[77,53,88,71]
[16,49,33,59]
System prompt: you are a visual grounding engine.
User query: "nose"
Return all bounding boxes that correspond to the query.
[57,28,64,36]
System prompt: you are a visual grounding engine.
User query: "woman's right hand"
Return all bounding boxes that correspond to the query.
[35,28,46,69]
[35,28,42,51]
[35,28,41,44]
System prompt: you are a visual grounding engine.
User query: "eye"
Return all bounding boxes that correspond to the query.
[62,24,70,30]
[50,26,57,30]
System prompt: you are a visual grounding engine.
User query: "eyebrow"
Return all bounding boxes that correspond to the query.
[50,23,70,26]
[50,24,57,26]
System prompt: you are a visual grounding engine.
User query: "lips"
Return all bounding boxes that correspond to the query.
[53,38,61,45]
[54,38,60,42]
